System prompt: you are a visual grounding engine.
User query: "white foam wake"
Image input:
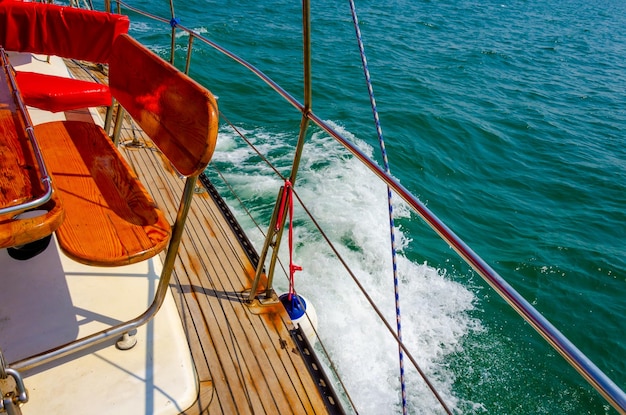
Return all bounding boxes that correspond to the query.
[211,122,481,413]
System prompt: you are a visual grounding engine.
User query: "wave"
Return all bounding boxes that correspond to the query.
[209,121,480,413]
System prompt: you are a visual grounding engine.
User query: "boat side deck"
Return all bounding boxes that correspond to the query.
[118,119,325,414]
[71,57,330,414]
[0,54,329,414]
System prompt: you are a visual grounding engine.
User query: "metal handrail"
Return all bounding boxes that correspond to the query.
[306,111,626,414]
[0,48,54,217]
[12,174,200,372]
[110,3,626,413]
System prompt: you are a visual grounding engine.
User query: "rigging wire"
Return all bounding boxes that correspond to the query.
[347,1,409,414]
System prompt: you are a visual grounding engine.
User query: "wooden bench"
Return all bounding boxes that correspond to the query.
[0,1,129,112]
[34,33,219,267]
[4,32,219,366]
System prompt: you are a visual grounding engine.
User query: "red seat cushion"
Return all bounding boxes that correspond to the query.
[16,71,111,112]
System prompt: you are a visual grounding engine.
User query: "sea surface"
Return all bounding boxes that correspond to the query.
[121,0,625,413]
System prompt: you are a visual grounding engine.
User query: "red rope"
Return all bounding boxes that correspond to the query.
[275,183,290,232]
[278,180,301,300]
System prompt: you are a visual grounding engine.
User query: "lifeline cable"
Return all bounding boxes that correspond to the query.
[346,1,408,413]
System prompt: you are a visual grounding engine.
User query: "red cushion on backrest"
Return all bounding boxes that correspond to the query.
[0,2,129,63]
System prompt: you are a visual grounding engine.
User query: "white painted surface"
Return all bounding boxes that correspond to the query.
[0,235,198,415]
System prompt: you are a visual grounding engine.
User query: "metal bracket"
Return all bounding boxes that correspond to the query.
[243,289,280,315]
[0,350,28,415]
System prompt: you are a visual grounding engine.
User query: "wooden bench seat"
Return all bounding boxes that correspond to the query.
[34,121,170,266]
[4,32,218,369]
[34,33,218,267]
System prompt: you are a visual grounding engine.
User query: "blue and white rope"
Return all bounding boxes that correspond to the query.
[347,1,407,413]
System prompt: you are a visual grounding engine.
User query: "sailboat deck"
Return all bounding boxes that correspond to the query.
[118,121,326,414]
[0,55,330,414]
[93,76,328,413]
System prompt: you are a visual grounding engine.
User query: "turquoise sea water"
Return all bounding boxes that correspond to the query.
[124,0,625,413]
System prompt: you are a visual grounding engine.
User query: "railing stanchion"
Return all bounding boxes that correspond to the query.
[185,35,194,75]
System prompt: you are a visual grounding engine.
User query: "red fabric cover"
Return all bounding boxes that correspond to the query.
[16,71,111,112]
[0,2,129,63]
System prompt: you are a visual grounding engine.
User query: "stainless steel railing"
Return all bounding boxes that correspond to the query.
[0,48,54,217]
[109,2,626,413]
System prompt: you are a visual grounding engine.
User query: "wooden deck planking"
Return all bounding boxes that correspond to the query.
[172,176,318,414]
[141,156,271,414]
[123,140,249,413]
[158,176,308,414]
[127,139,265,413]
[156,178,303,414]
[115,123,325,414]
[128,145,245,413]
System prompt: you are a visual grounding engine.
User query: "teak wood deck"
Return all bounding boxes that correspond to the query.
[65,61,330,414]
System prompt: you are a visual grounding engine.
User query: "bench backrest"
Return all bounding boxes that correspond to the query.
[0,1,129,63]
[109,34,219,177]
